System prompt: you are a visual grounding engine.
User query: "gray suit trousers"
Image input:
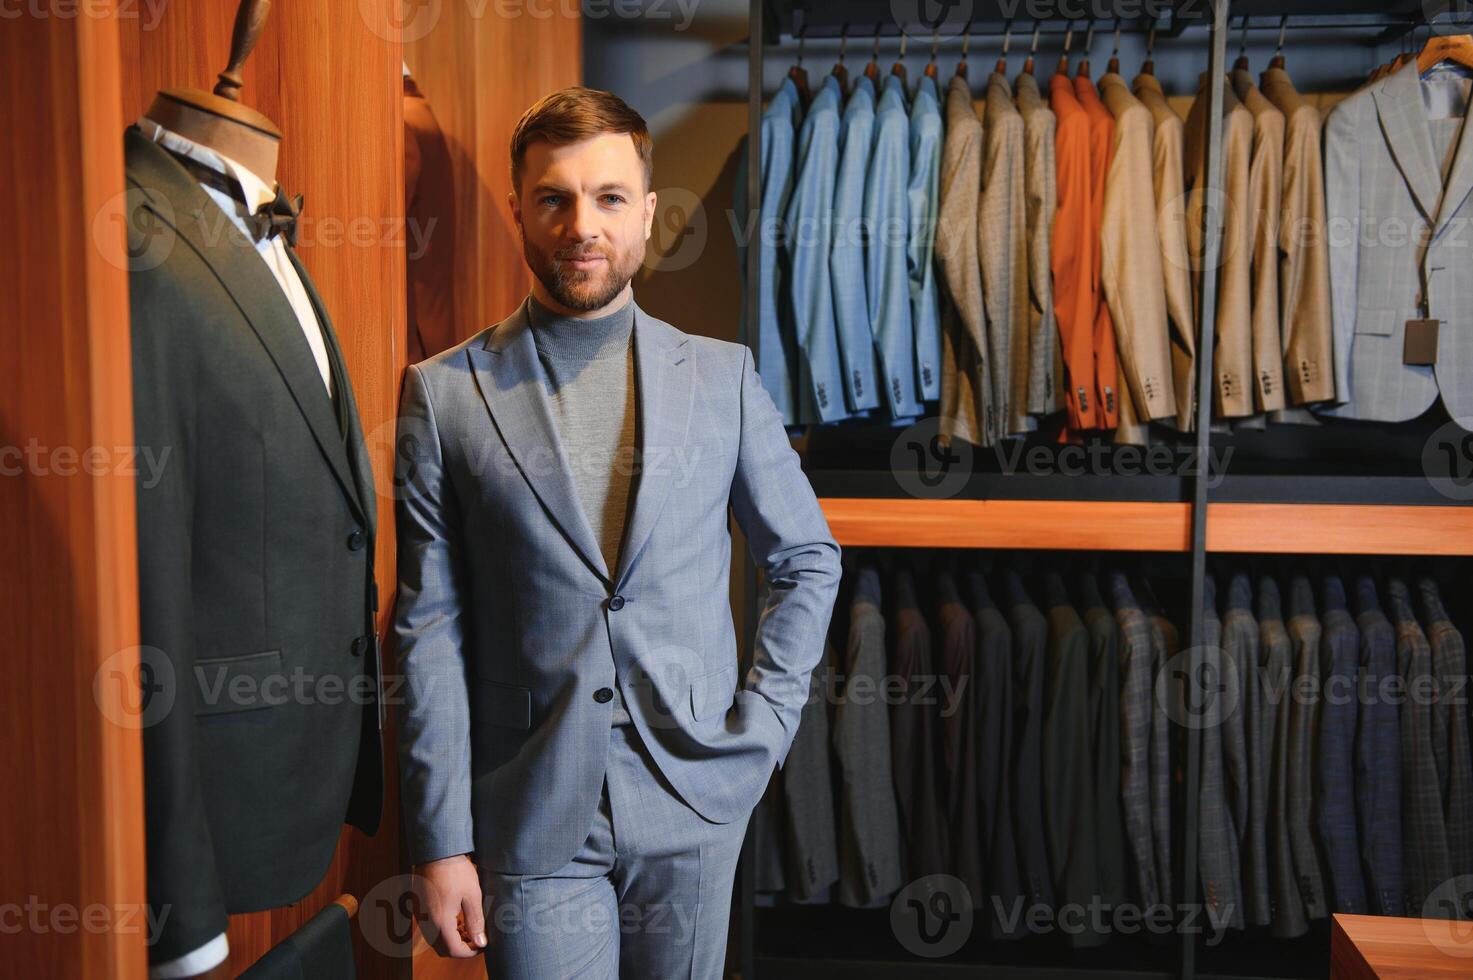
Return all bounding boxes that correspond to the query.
[480,722,749,980]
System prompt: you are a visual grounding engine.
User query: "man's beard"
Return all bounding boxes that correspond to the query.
[523,235,641,312]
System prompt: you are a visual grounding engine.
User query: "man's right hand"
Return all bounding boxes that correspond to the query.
[414,854,488,958]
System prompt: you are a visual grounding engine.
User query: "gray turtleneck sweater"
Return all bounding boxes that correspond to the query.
[527,292,638,726]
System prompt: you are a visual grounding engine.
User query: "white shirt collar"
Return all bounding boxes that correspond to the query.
[136,115,278,213]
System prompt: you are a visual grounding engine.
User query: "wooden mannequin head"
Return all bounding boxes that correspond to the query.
[144,0,283,183]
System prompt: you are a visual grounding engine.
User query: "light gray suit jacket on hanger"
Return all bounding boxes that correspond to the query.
[392,296,842,873]
[1322,59,1473,424]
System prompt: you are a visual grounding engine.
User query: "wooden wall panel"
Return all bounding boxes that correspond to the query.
[406,2,583,341]
[0,4,146,979]
[118,1,408,976]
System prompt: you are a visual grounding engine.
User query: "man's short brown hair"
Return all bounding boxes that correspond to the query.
[509,86,653,196]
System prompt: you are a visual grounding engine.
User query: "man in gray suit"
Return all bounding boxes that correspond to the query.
[393,87,842,978]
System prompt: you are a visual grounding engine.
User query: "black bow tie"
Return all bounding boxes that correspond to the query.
[168,148,303,246]
[249,184,304,247]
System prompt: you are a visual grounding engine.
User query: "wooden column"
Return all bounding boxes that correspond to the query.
[0,3,146,978]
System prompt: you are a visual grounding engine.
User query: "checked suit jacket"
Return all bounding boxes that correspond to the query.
[393,295,842,873]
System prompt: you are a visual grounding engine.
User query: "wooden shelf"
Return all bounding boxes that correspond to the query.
[818,498,1473,556]
[820,498,1193,552]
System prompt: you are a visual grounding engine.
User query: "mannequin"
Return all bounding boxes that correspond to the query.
[127,0,383,975]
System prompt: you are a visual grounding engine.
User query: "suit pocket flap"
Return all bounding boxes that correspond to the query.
[690,663,737,721]
[194,650,284,716]
[483,680,532,729]
[1354,309,1399,337]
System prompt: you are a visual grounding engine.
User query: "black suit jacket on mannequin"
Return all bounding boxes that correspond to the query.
[123,124,383,964]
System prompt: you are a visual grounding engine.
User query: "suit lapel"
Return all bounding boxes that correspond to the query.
[467,299,611,583]
[124,126,365,525]
[1434,83,1473,235]
[465,297,693,590]
[1372,63,1444,227]
[613,305,692,591]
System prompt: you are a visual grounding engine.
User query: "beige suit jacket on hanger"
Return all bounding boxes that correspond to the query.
[1099,73,1177,438]
[1232,69,1289,415]
[937,73,994,447]
[1260,66,1336,409]
[1133,73,1199,432]
[1186,74,1256,418]
[1015,71,1062,417]
[980,72,1033,437]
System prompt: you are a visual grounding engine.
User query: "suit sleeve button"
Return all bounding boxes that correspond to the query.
[593,688,614,703]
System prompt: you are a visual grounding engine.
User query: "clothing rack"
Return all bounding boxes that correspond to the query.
[735,0,1473,977]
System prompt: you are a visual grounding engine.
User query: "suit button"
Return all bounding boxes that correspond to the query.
[347,529,366,551]
[608,595,625,611]
[350,636,369,657]
[593,687,613,703]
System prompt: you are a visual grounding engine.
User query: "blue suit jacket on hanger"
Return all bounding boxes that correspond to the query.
[907,72,943,405]
[734,76,801,426]
[785,73,851,424]
[831,74,881,415]
[864,73,920,419]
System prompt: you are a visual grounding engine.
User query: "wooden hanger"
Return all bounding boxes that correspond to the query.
[1022,22,1040,75]
[1233,15,1251,72]
[833,23,849,93]
[995,19,1012,76]
[143,0,283,185]
[956,25,971,78]
[891,30,909,86]
[1106,19,1122,75]
[1267,15,1288,70]
[1416,29,1473,74]
[788,26,810,103]
[864,24,881,82]
[1140,23,1157,76]
[925,28,940,79]
[1075,19,1095,79]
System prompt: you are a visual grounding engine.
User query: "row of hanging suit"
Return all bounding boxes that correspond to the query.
[753,553,1473,944]
[735,49,1473,444]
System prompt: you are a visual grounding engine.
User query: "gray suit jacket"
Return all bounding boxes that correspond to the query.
[1286,574,1330,920]
[1388,576,1452,916]
[782,637,840,900]
[1223,572,1270,927]
[834,564,903,907]
[1317,575,1367,913]
[1352,576,1404,917]
[1197,575,1244,930]
[1258,576,1309,938]
[1420,578,1473,909]
[393,296,841,872]
[1111,571,1162,911]
[1321,60,1473,423]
